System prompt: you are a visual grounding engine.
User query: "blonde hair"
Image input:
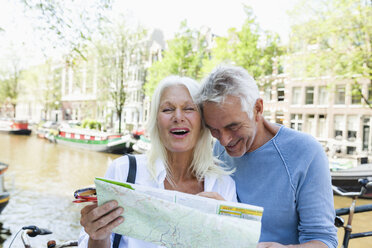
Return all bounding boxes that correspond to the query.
[146,75,230,183]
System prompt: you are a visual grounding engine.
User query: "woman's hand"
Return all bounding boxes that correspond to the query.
[80,200,124,242]
[197,192,225,201]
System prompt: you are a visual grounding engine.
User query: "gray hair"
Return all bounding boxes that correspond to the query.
[197,65,260,119]
[146,75,229,183]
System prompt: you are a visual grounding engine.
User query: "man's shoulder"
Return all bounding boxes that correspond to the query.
[275,127,327,168]
[276,126,321,149]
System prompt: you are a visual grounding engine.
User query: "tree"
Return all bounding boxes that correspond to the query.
[96,19,148,133]
[144,21,210,96]
[22,60,62,120]
[20,0,113,61]
[287,0,372,108]
[201,6,283,80]
[0,50,22,118]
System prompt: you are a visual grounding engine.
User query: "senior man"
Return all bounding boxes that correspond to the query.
[197,65,337,248]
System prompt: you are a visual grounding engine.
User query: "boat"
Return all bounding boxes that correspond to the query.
[0,118,32,135]
[36,121,59,140]
[0,162,10,214]
[132,135,151,154]
[54,127,136,154]
[331,163,372,199]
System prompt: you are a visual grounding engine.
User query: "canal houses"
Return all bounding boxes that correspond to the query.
[59,29,165,134]
[259,74,372,163]
[1,27,371,161]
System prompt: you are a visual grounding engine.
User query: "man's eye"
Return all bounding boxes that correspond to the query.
[230,125,239,131]
[162,108,172,112]
[184,107,195,111]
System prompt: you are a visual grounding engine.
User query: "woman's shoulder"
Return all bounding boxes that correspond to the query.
[205,173,236,201]
[105,154,148,181]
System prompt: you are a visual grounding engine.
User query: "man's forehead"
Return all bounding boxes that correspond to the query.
[203,96,240,110]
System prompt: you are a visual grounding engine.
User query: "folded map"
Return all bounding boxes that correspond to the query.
[95,177,263,248]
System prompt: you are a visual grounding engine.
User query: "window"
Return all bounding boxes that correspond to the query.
[277,84,285,101]
[363,118,370,151]
[305,87,314,105]
[334,115,344,139]
[318,86,328,105]
[263,111,272,122]
[346,146,356,155]
[263,87,272,102]
[290,114,303,131]
[347,115,358,141]
[351,84,362,105]
[275,111,284,124]
[306,114,316,137]
[335,85,345,104]
[291,87,301,105]
[318,115,327,138]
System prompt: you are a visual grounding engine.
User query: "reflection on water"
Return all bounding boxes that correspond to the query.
[0,133,120,247]
[0,133,371,247]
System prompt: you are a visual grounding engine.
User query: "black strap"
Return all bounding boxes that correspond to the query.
[113,233,121,248]
[126,154,137,184]
[113,154,137,248]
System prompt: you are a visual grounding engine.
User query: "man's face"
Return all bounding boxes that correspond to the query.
[203,95,258,157]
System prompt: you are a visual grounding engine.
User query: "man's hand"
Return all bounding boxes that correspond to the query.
[196,192,225,201]
[80,200,124,241]
[257,241,327,248]
[257,242,289,248]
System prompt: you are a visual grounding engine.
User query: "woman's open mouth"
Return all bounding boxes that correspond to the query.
[170,128,190,138]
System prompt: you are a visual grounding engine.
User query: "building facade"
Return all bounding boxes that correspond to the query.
[260,75,372,162]
[60,29,165,132]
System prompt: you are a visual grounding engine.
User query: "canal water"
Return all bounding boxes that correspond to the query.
[0,133,371,247]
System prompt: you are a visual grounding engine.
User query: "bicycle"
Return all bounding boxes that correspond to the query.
[333,178,372,248]
[8,225,78,248]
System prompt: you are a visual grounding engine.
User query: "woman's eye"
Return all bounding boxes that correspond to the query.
[184,106,196,111]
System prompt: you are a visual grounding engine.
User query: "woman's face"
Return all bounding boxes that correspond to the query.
[157,85,201,154]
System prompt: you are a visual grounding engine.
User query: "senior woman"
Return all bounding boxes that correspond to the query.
[78,76,236,248]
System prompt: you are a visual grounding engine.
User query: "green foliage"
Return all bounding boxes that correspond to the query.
[0,68,22,117]
[95,18,148,133]
[82,119,101,130]
[144,21,210,96]
[20,0,113,60]
[201,6,283,80]
[22,60,62,119]
[287,0,371,107]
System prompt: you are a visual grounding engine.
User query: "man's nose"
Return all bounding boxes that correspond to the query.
[219,130,232,147]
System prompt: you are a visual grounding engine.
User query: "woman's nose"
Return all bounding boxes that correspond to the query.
[173,109,185,122]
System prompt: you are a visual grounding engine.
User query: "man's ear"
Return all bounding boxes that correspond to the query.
[254,98,264,121]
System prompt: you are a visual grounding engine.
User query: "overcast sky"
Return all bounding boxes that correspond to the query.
[0,0,296,68]
[113,0,295,42]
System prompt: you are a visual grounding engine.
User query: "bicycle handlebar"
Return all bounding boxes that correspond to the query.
[332,178,372,197]
[22,225,52,237]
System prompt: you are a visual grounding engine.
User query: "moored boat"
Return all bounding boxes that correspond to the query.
[54,127,135,154]
[36,121,59,140]
[132,135,151,154]
[0,162,10,214]
[331,163,372,198]
[0,118,32,135]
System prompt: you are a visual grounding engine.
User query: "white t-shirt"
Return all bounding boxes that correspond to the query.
[78,154,237,248]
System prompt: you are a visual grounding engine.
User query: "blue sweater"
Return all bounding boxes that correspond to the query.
[214,126,338,248]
